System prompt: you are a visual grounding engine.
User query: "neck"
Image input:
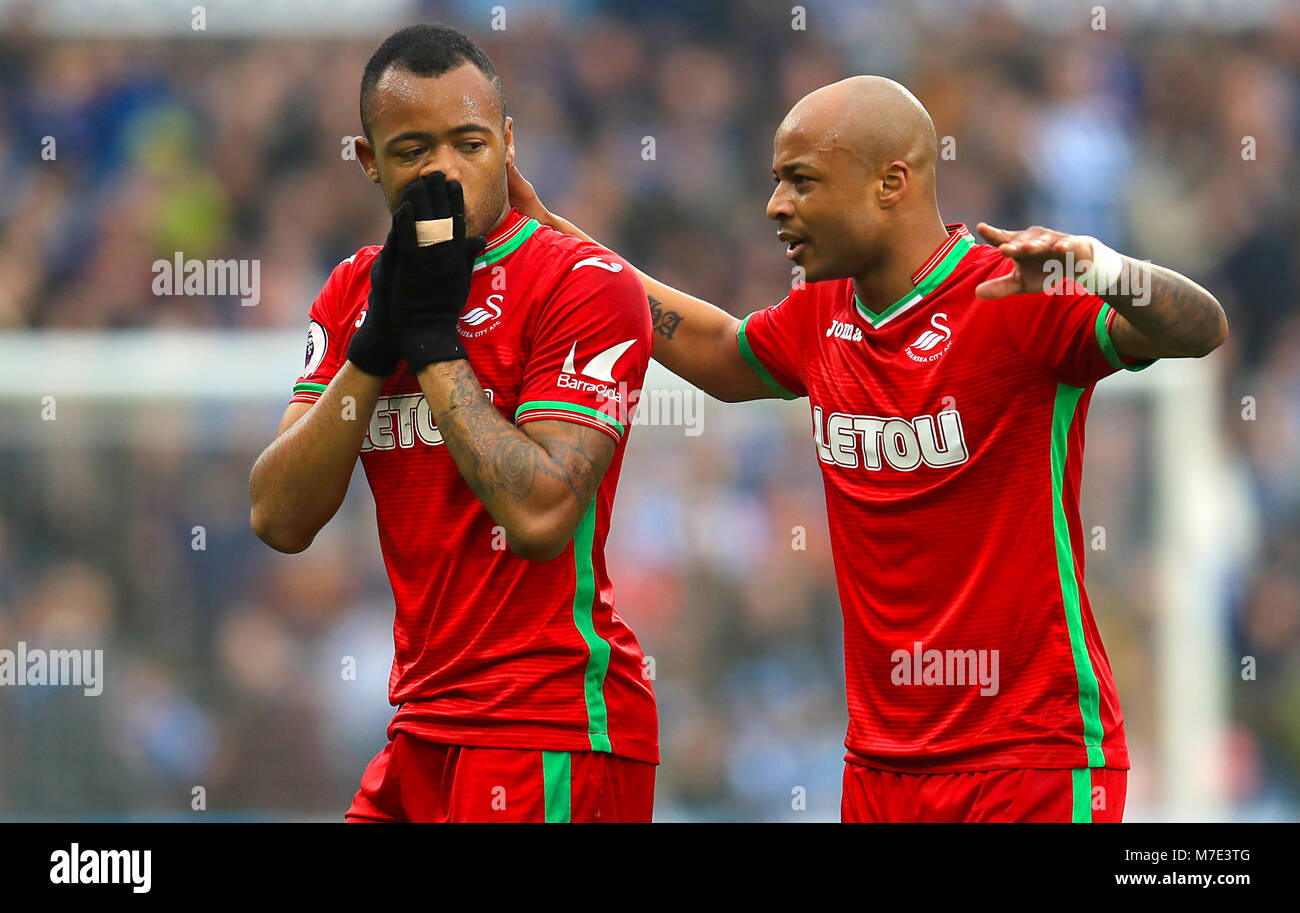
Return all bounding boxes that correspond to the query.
[851,211,949,313]
[484,202,513,239]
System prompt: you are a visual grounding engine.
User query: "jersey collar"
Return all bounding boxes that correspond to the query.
[473,207,540,271]
[852,223,975,329]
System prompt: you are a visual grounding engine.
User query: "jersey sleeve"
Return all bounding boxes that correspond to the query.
[289,255,357,406]
[736,293,809,400]
[999,281,1157,388]
[514,253,652,444]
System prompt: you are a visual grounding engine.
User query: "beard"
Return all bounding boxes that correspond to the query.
[464,177,508,239]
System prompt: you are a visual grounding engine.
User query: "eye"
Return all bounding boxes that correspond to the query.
[398,147,424,161]
[460,140,486,153]
[774,173,812,187]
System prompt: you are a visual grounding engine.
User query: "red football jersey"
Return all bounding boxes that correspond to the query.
[739,224,1153,773]
[290,208,658,765]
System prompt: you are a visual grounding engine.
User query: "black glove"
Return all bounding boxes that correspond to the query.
[388,172,487,374]
[346,223,402,377]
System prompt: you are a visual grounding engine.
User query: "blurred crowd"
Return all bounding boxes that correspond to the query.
[1,1,1298,819]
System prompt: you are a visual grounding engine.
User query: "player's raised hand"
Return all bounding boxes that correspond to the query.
[974,223,1105,299]
[389,172,487,373]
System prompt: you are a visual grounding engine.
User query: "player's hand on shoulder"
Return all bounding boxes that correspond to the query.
[508,163,595,244]
[507,162,552,227]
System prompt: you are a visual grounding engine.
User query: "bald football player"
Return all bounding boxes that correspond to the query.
[509,75,1226,823]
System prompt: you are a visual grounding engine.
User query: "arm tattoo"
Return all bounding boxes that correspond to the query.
[648,294,683,340]
[1102,261,1226,357]
[530,420,608,511]
[418,360,609,526]
[432,361,563,505]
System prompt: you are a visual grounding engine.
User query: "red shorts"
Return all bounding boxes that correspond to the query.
[345,732,656,822]
[842,762,1127,822]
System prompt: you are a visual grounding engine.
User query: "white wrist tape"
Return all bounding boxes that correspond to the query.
[1074,235,1125,294]
[415,218,454,246]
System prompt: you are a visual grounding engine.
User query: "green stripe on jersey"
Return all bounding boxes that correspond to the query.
[854,232,975,327]
[571,500,612,752]
[1094,303,1157,373]
[1071,768,1093,823]
[475,218,539,269]
[292,382,327,394]
[515,400,625,436]
[1051,384,1107,768]
[542,751,572,823]
[737,313,800,400]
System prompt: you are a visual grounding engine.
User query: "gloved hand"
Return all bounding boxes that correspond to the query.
[388,171,487,374]
[346,221,403,377]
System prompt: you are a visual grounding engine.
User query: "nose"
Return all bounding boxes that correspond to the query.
[766,182,793,223]
[420,148,461,186]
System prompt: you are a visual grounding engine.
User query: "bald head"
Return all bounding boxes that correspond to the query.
[767,76,944,283]
[779,76,938,186]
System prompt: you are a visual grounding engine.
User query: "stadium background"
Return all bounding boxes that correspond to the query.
[0,0,1296,821]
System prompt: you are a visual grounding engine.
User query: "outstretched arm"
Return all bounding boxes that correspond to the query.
[974,223,1228,360]
[508,164,779,402]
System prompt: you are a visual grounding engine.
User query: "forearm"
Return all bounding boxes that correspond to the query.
[639,276,759,399]
[1100,258,1228,357]
[414,359,580,559]
[514,172,767,401]
[249,363,384,552]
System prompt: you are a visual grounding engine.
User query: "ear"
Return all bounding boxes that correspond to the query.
[354,136,381,183]
[503,115,515,169]
[878,160,910,209]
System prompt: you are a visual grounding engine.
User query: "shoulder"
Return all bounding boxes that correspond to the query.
[338,245,382,283]
[768,276,850,321]
[322,245,381,297]
[525,225,647,319]
[948,242,1026,321]
[807,276,854,303]
[960,241,1013,282]
[739,279,845,366]
[313,245,381,329]
[528,223,636,280]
